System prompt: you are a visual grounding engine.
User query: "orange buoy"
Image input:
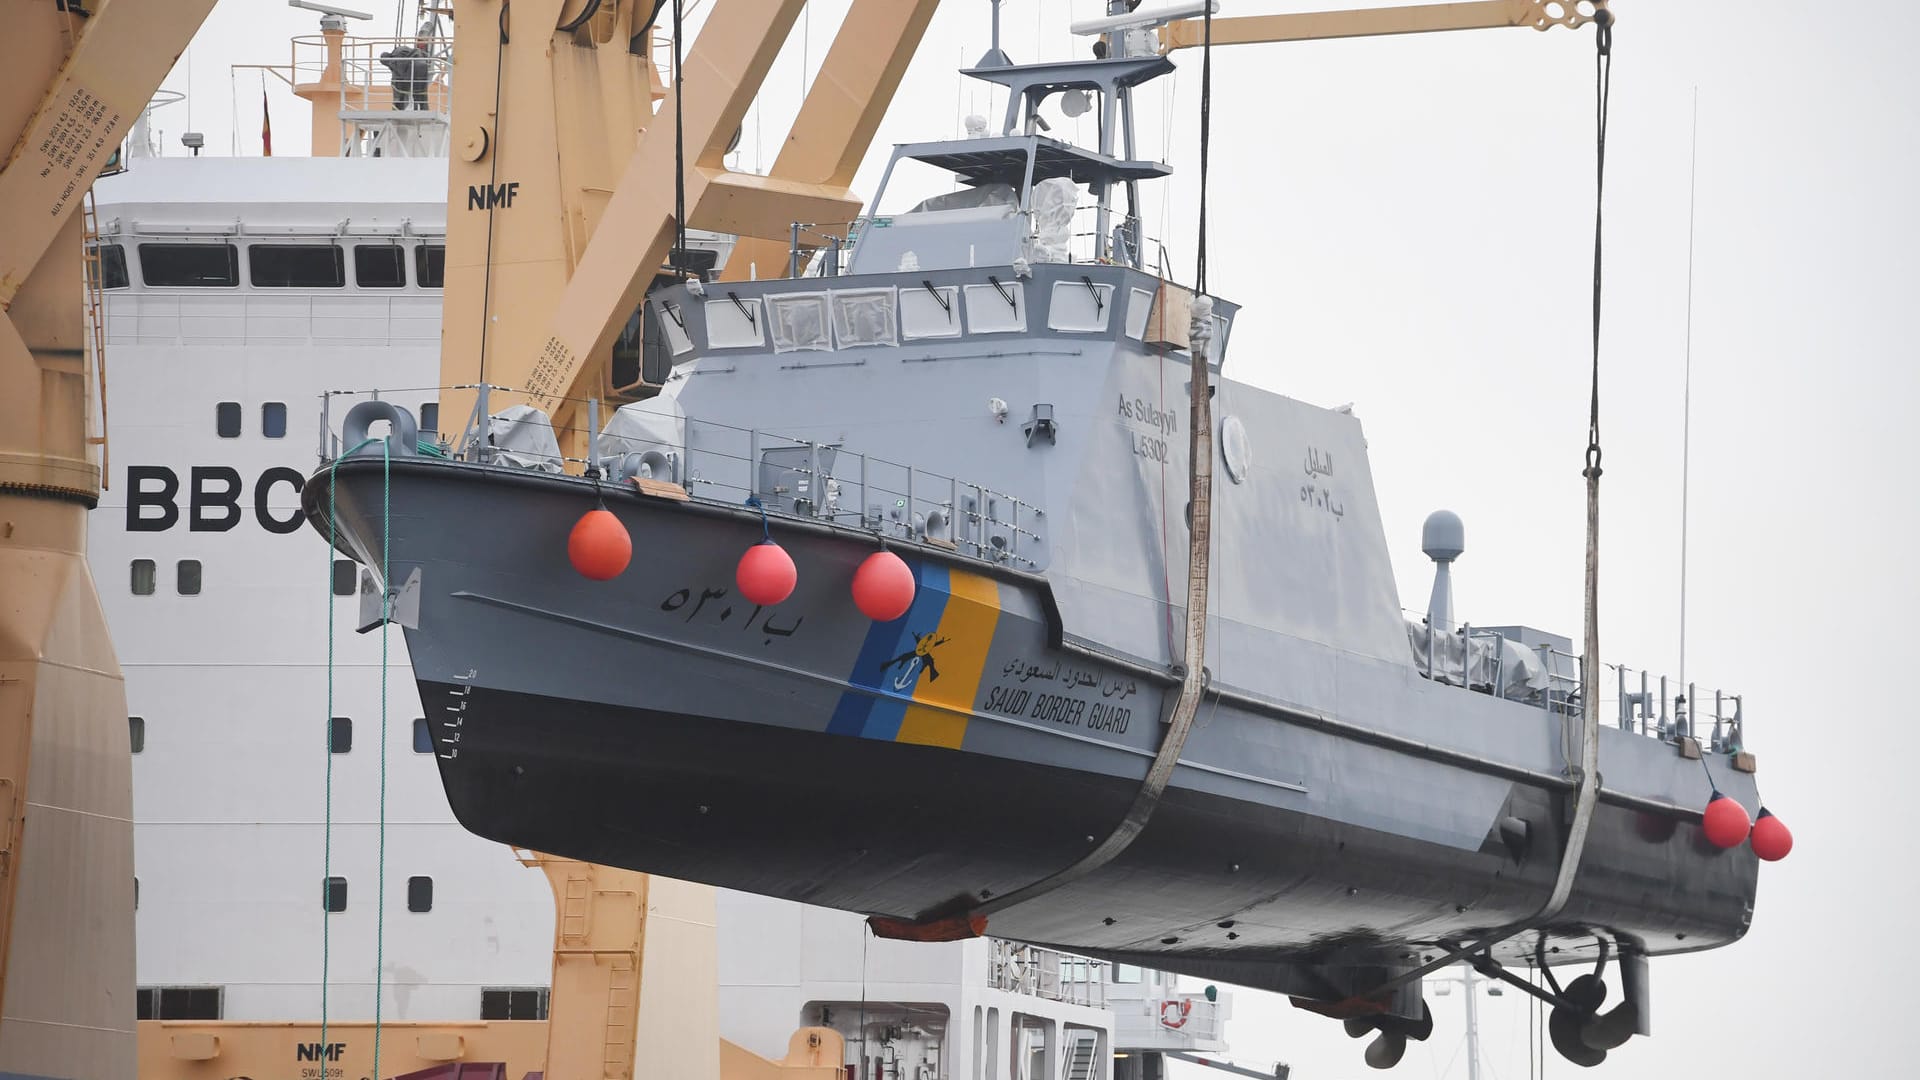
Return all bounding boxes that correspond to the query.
[1749,808,1793,862]
[736,541,797,606]
[568,508,632,581]
[1701,791,1750,850]
[851,551,915,621]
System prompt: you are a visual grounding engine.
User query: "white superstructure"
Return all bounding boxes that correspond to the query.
[93,154,560,1024]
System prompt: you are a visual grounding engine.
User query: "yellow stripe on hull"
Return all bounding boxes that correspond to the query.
[895,570,1002,749]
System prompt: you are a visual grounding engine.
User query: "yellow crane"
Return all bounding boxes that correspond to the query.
[0,3,220,1074]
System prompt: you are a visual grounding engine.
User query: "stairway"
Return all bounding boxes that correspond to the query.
[1061,1031,1100,1080]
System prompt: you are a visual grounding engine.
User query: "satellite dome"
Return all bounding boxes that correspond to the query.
[1422,510,1465,562]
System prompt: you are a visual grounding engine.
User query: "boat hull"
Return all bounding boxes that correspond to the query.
[310,457,1759,991]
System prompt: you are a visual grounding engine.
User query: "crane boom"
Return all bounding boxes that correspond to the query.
[438,0,940,449]
[1159,0,1607,50]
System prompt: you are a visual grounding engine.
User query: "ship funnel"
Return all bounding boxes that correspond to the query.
[1422,510,1464,631]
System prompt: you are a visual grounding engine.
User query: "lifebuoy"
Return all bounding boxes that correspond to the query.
[1159,998,1192,1029]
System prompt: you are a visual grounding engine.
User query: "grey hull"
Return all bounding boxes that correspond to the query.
[310,456,1759,996]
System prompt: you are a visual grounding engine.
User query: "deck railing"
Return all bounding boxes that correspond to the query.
[317,384,1048,571]
[985,939,1108,1009]
[1405,611,1747,752]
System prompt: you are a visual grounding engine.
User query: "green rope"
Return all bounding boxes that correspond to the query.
[321,435,379,1065]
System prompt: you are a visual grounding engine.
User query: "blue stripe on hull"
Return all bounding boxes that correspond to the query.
[826,561,950,738]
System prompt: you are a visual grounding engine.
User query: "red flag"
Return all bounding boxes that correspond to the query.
[261,86,272,157]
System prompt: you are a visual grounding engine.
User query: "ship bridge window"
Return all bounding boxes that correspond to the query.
[137,986,223,1021]
[176,559,202,596]
[131,559,156,595]
[652,298,694,355]
[611,299,675,396]
[333,559,358,597]
[330,717,352,754]
[324,876,349,912]
[963,280,1026,334]
[408,875,433,912]
[481,987,550,1020]
[830,288,899,349]
[250,244,346,288]
[1124,288,1154,339]
[356,244,408,288]
[765,293,830,354]
[704,295,764,349]
[901,283,961,339]
[93,243,129,289]
[129,716,145,753]
[138,243,238,287]
[1048,279,1114,333]
[216,401,242,438]
[416,243,446,288]
[262,402,288,438]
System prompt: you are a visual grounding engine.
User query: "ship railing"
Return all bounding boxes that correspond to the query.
[1606,662,1745,752]
[289,34,454,116]
[818,207,1175,279]
[1402,615,1746,752]
[316,385,1048,570]
[986,939,1109,1009]
[1065,199,1163,270]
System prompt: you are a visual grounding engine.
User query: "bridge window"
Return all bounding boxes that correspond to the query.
[131,559,155,595]
[324,876,349,912]
[415,244,445,288]
[356,244,408,288]
[129,716,145,754]
[139,243,239,287]
[408,876,433,912]
[330,717,352,754]
[250,244,346,288]
[137,986,223,1021]
[1048,280,1114,333]
[262,402,288,439]
[481,987,549,1020]
[412,717,433,753]
[94,243,129,289]
[332,559,357,597]
[216,401,242,438]
[176,559,202,596]
[964,281,1026,334]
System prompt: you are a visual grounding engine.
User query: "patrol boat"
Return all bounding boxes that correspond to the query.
[308,9,1781,1068]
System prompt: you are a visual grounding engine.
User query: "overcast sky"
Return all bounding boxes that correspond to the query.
[155,2,1910,1076]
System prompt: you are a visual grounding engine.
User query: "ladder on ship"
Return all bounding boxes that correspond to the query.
[80,187,110,488]
[1061,1030,1100,1080]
